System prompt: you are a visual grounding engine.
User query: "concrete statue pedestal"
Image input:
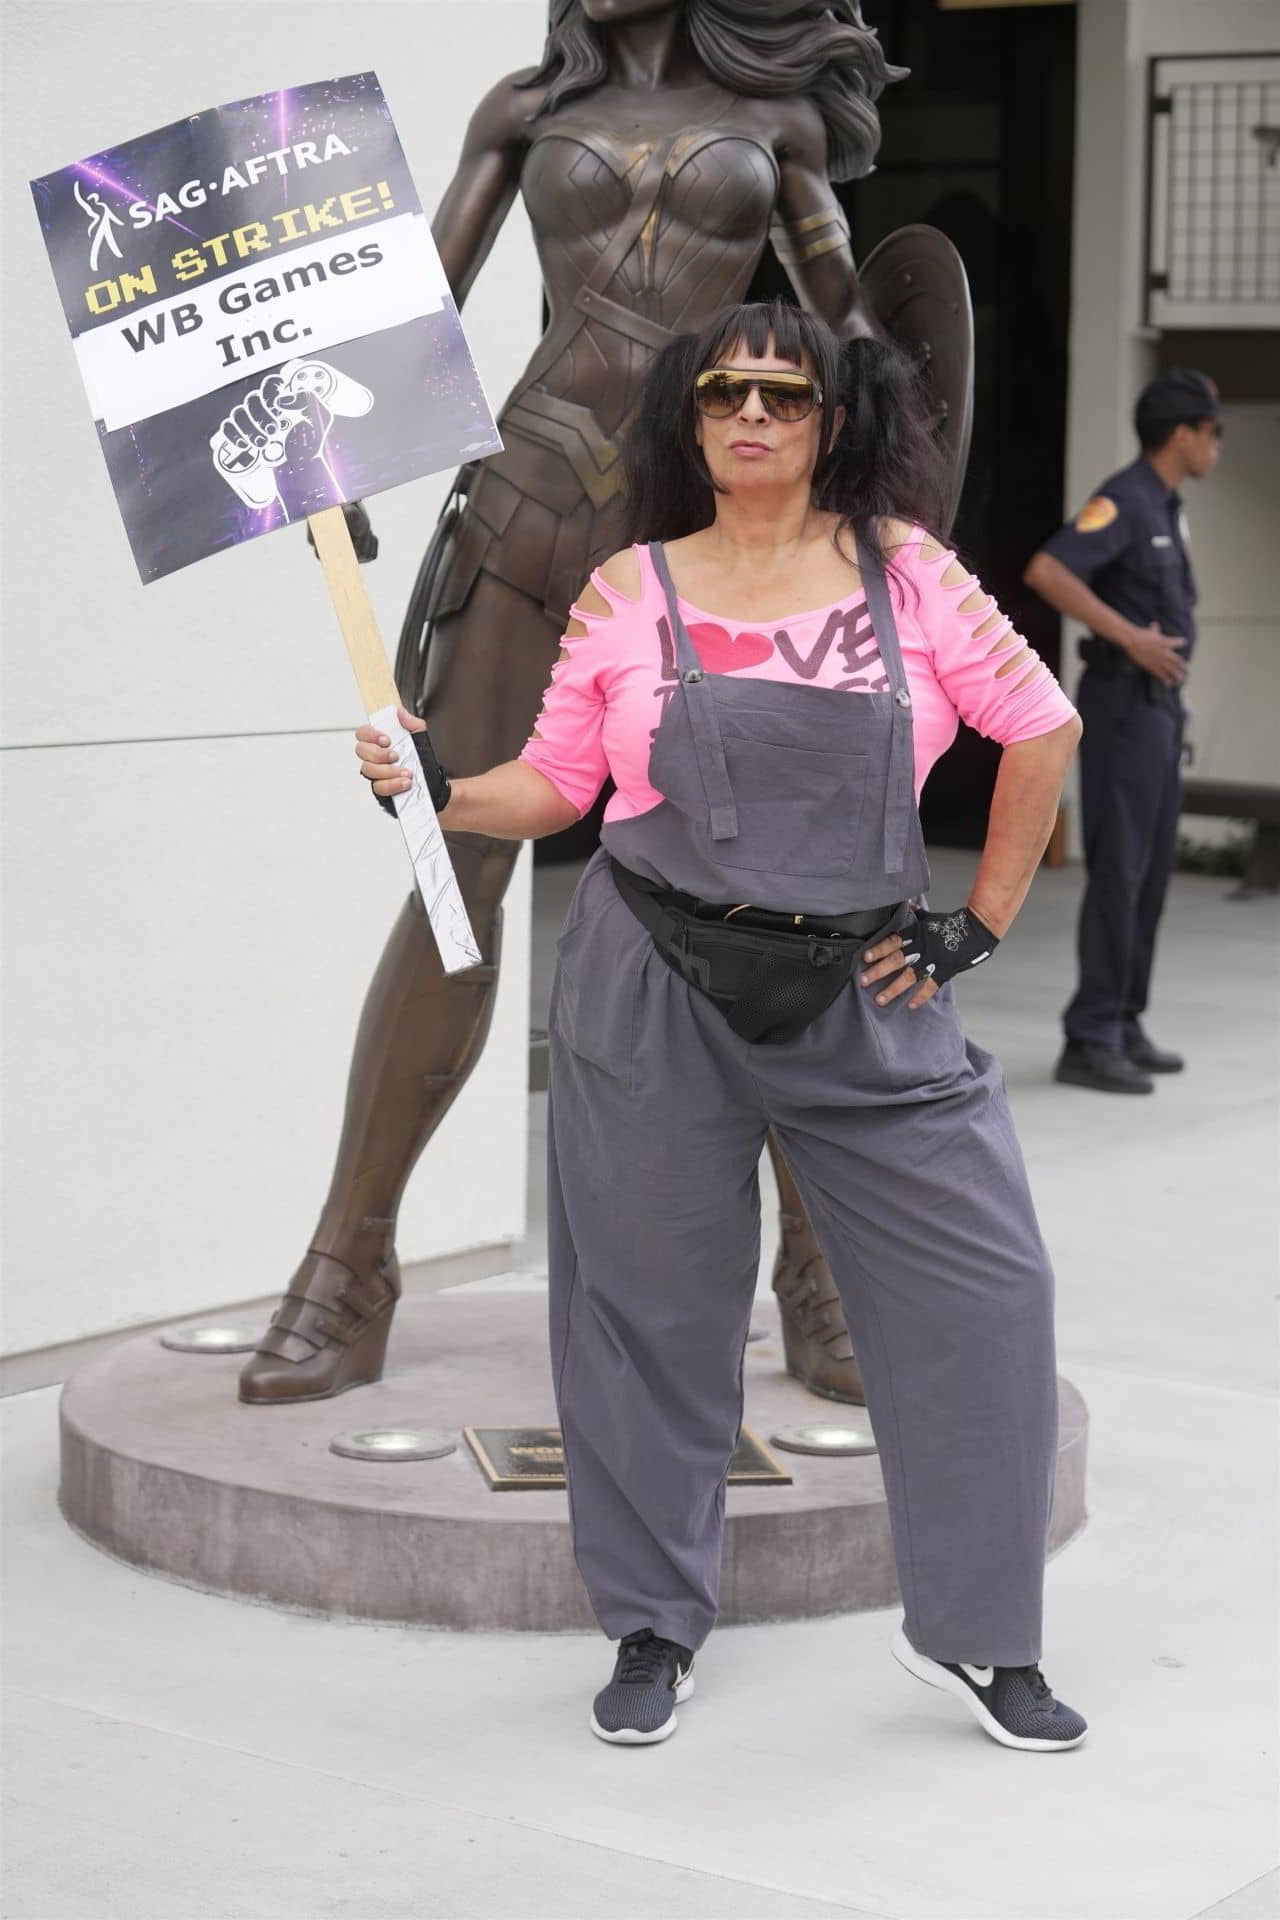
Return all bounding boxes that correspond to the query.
[59,1282,1088,1630]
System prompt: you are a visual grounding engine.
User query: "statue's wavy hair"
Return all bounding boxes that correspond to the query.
[517,2,905,183]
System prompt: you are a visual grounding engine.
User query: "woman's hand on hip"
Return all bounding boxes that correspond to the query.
[860,932,939,1011]
[860,907,1000,1011]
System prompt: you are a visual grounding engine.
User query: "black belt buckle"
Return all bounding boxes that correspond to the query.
[723,900,886,939]
[794,914,852,939]
[721,901,834,937]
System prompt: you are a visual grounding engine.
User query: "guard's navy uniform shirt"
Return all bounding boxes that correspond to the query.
[1041,456,1198,668]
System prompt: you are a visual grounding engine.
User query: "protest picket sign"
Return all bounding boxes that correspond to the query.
[30,73,498,973]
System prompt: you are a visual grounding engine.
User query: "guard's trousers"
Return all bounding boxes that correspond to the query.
[1064,667,1183,1050]
[547,859,1058,1666]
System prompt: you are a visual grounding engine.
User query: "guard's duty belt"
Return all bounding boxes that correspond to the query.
[609,859,909,1046]
[1080,635,1183,710]
[1079,636,1138,675]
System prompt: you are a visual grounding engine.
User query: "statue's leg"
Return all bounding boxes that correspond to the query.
[239,571,562,1404]
[768,1134,867,1406]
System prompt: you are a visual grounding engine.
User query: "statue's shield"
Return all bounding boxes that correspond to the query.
[860,225,974,537]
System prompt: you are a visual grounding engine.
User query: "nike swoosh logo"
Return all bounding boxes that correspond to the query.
[961,1663,994,1687]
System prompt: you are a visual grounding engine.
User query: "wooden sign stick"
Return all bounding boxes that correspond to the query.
[307,505,482,974]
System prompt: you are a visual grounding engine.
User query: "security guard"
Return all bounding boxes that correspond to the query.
[1025,369,1222,1093]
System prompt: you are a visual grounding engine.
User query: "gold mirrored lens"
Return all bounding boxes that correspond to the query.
[763,383,818,422]
[694,371,819,422]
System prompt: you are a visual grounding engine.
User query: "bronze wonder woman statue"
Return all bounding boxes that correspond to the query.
[239,0,972,1409]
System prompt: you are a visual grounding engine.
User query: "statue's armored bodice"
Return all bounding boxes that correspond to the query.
[433,91,793,634]
[517,92,781,431]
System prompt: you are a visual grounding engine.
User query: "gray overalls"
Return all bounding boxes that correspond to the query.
[547,540,1058,1667]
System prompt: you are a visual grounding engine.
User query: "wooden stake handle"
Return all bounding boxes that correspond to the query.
[307,505,400,714]
[306,503,482,973]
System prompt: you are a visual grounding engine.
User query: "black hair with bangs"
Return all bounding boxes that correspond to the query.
[618,300,949,574]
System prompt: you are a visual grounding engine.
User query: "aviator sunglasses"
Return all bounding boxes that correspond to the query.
[694,367,823,424]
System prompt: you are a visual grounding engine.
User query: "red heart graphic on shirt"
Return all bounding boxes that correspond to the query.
[687,622,775,673]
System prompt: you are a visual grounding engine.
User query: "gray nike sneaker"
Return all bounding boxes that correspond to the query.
[891,1627,1087,1751]
[590,1629,695,1745]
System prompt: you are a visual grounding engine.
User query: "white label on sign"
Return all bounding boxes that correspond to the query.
[369,704,481,976]
[74,213,443,431]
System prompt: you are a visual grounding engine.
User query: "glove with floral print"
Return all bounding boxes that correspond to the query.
[896,906,999,988]
[863,905,1000,1005]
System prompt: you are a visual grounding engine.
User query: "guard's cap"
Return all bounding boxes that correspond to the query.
[1135,368,1220,431]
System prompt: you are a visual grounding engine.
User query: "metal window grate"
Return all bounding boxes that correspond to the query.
[1145,53,1280,329]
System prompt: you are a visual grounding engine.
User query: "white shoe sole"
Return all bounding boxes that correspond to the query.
[589,1672,695,1745]
[890,1629,1086,1752]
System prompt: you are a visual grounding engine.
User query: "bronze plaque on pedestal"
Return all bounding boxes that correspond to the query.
[463,1426,792,1491]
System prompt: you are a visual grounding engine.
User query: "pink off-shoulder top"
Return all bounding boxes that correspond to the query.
[520,529,1077,822]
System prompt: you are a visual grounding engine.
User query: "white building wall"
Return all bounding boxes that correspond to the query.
[2,2,549,1359]
[1065,0,1279,794]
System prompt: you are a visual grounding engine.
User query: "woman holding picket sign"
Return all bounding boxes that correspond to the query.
[357,303,1086,1754]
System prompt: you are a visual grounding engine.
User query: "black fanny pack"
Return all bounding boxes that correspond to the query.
[610,859,908,1045]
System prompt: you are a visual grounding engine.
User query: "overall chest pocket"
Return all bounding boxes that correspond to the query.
[708,703,871,881]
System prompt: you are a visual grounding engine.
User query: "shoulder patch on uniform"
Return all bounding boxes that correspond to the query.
[1075,496,1119,534]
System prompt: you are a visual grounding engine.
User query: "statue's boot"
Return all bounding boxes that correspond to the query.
[768,1136,867,1405]
[239,835,512,1404]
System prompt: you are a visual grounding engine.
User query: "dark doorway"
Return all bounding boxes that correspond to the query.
[752,0,1078,846]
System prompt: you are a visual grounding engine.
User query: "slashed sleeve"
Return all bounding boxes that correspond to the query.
[518,570,620,817]
[904,532,1079,746]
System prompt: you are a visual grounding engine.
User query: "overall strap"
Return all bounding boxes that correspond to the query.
[855,532,918,877]
[647,543,739,841]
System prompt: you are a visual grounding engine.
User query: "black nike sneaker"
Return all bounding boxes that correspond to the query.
[589,1629,695,1746]
[891,1628,1087,1752]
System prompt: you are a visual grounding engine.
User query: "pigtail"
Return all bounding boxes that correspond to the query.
[820,337,950,574]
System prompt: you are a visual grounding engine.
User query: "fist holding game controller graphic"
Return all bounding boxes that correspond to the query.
[210,359,373,514]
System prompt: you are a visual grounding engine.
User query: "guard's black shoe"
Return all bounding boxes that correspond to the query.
[1125,1029,1185,1073]
[590,1629,695,1746]
[1055,1040,1154,1094]
[891,1629,1087,1752]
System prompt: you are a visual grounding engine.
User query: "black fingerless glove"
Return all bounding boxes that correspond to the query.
[898,906,999,988]
[374,725,452,817]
